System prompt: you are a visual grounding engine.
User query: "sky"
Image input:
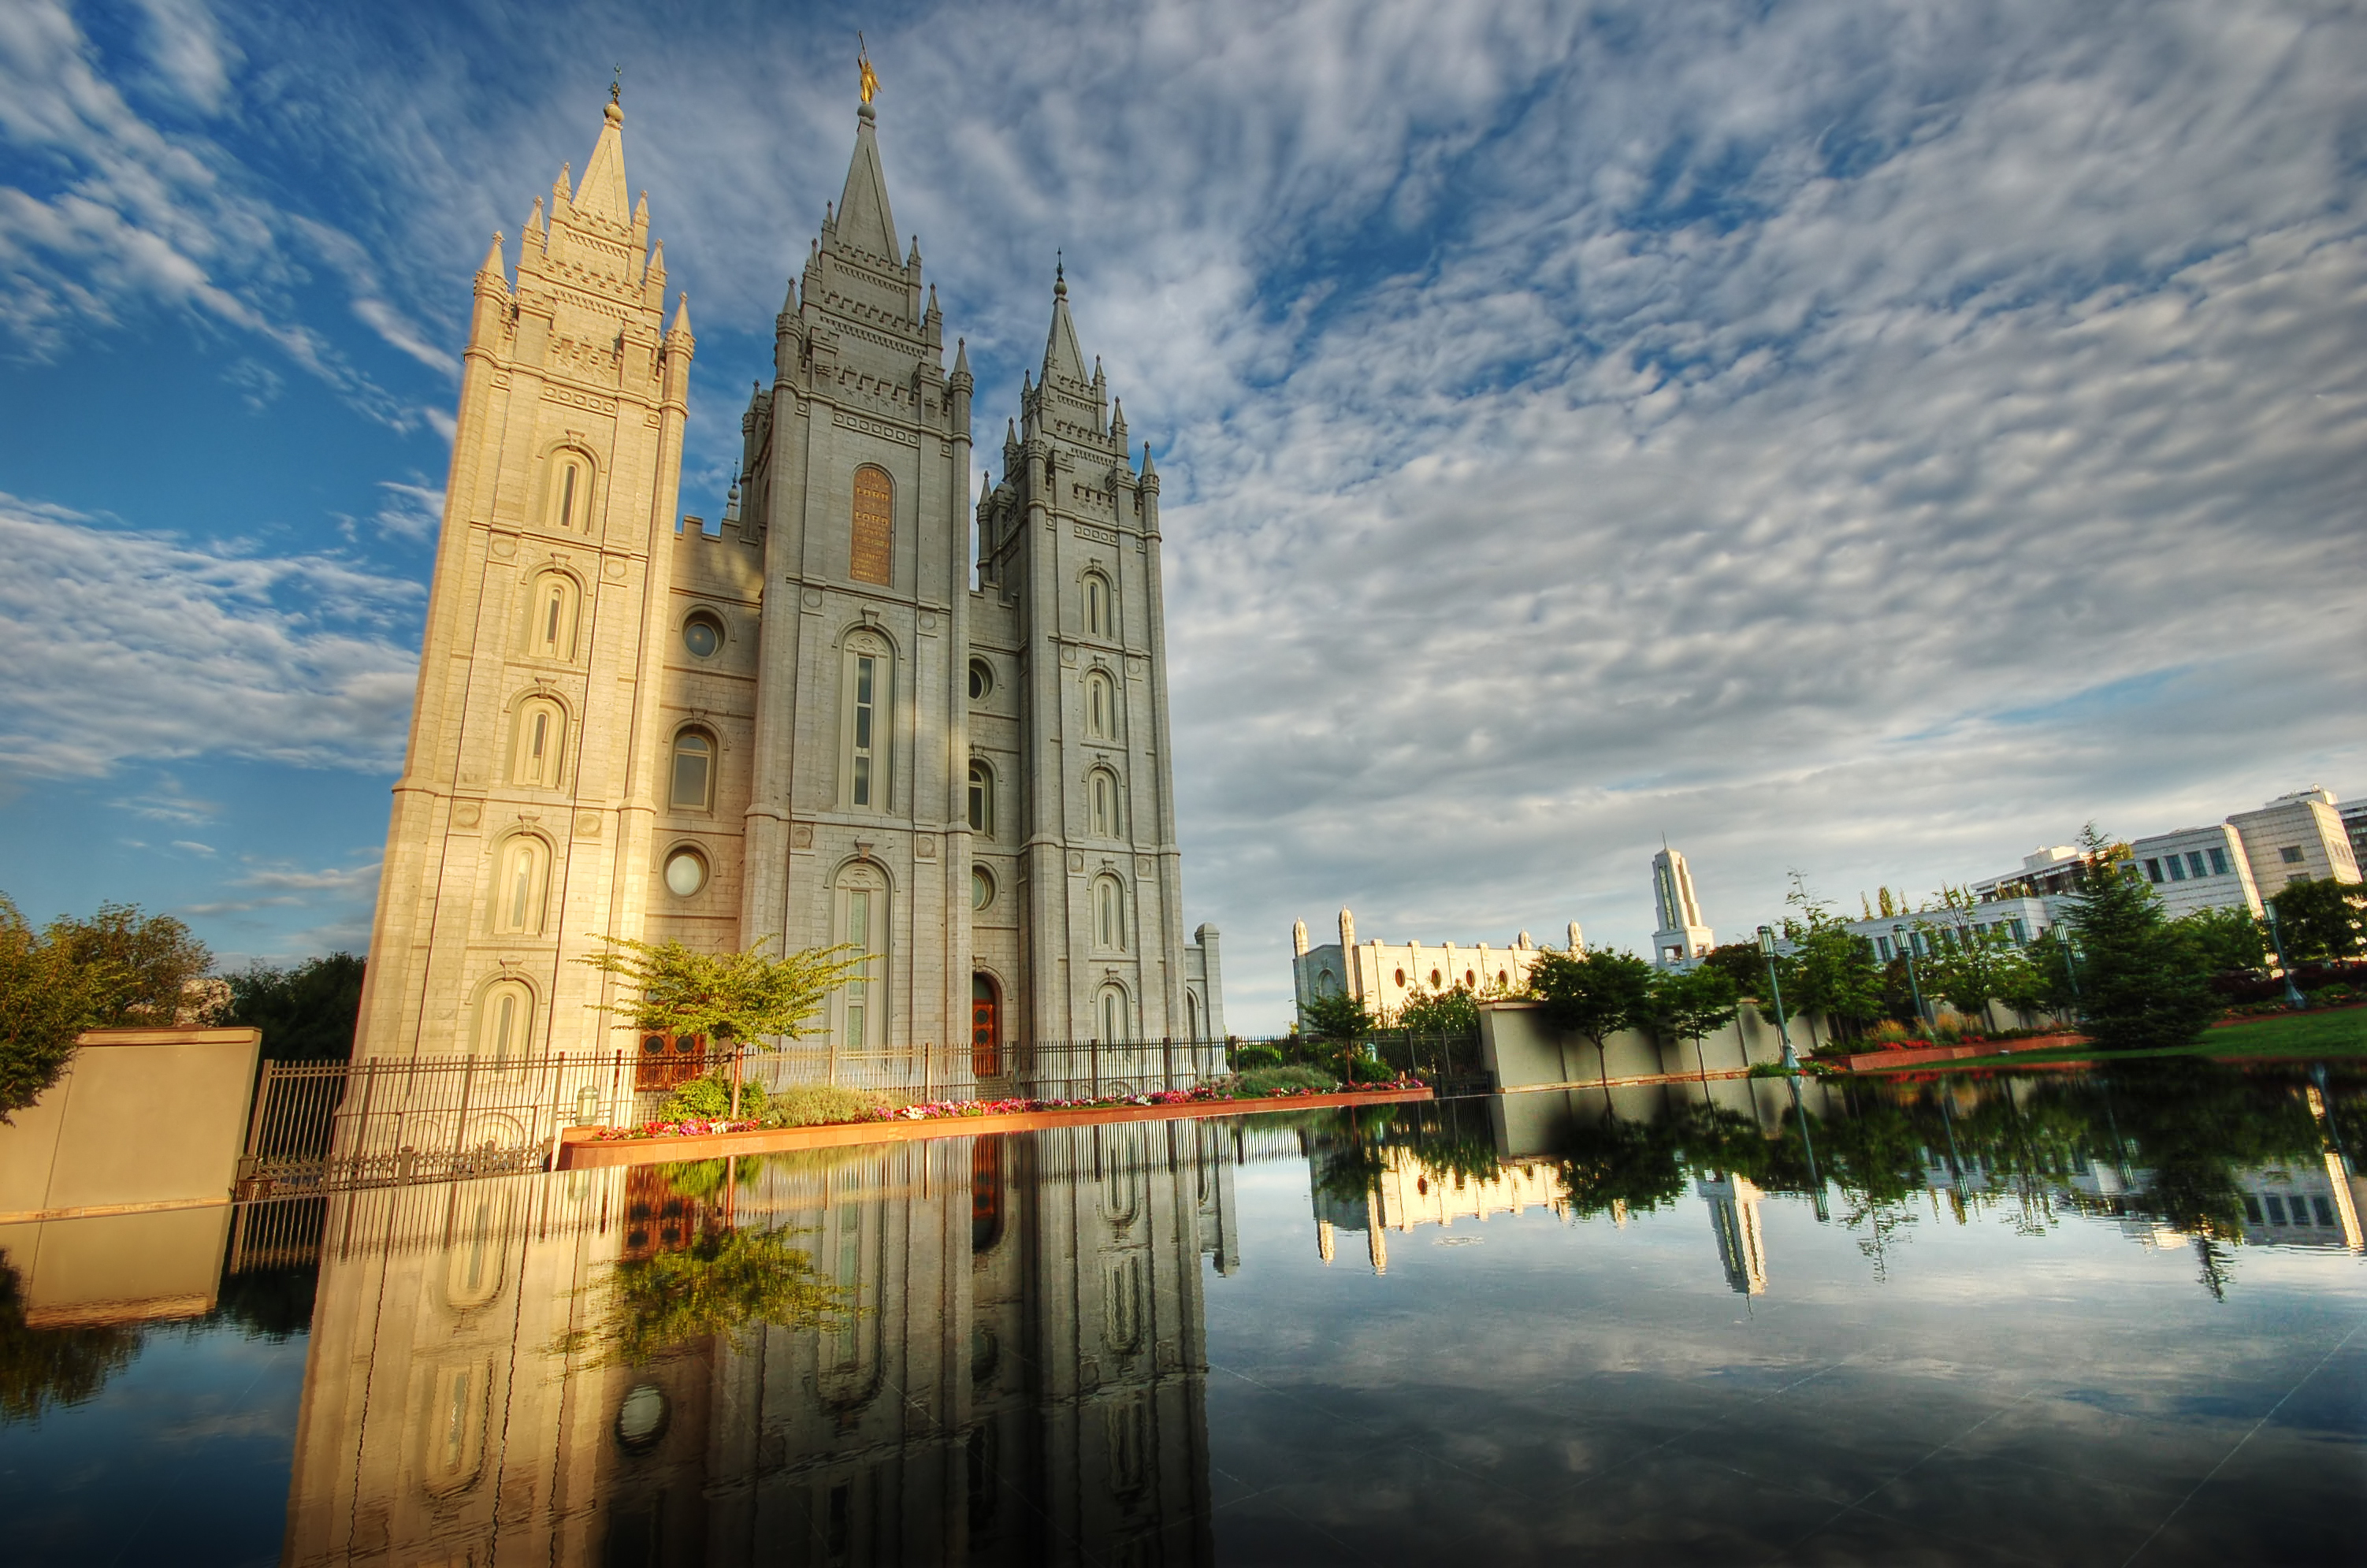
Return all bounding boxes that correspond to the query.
[0,0,2361,1032]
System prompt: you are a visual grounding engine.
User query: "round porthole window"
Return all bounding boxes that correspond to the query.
[615,1384,669,1454]
[972,866,994,910]
[663,846,708,897]
[682,613,723,659]
[968,659,993,700]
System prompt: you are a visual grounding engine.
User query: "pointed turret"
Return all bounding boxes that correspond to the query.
[834,100,900,262]
[577,97,630,221]
[476,232,507,285]
[952,336,971,381]
[668,292,693,338]
[553,162,573,208]
[1042,263,1088,384]
[524,195,545,255]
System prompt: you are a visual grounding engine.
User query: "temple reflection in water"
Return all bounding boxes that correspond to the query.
[284,1120,1238,1566]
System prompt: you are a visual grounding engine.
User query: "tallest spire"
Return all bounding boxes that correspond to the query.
[1042,260,1088,384]
[575,94,630,221]
[833,94,900,262]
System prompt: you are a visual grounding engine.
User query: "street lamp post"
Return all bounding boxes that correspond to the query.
[1892,923,1927,1031]
[2265,904,2308,1009]
[1758,925,1797,1071]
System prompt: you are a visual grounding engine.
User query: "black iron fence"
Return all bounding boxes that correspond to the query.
[235,1031,1489,1197]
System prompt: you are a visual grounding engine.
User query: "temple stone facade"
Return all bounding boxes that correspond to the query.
[1289,907,1577,1024]
[1649,847,1715,968]
[352,90,1221,1071]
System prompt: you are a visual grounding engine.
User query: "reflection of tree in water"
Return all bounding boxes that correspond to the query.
[0,1261,139,1423]
[558,1221,855,1369]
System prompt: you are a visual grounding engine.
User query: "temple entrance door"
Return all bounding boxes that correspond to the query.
[971,975,1001,1078]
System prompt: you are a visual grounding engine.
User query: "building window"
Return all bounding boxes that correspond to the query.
[663,845,708,898]
[474,978,534,1068]
[842,634,891,810]
[670,730,715,812]
[511,697,567,789]
[1088,768,1123,838]
[682,611,723,660]
[1094,875,1127,952]
[2209,846,2230,876]
[968,659,993,700]
[548,451,592,532]
[972,978,1001,1081]
[2281,845,2306,864]
[851,464,893,585]
[529,573,579,661]
[1083,572,1113,638]
[834,868,888,1050]
[2166,856,2187,882]
[972,866,994,910]
[1394,968,1406,987]
[2187,851,2207,879]
[1097,983,1128,1042]
[491,835,550,935]
[2144,859,2164,884]
[1085,669,1117,740]
[1185,990,1200,1040]
[968,760,994,836]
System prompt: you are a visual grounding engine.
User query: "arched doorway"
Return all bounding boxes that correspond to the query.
[971,974,1001,1077]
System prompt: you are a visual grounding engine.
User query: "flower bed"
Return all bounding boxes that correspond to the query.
[595,1076,1421,1141]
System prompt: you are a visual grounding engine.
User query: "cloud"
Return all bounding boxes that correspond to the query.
[371,480,445,542]
[0,494,420,782]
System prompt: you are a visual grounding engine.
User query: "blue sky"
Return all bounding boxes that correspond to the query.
[1,0,2361,1030]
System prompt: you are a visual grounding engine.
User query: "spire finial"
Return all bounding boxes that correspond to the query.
[1054,250,1066,297]
[611,64,622,105]
[858,32,878,105]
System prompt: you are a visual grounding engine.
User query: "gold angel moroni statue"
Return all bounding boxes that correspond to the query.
[857,35,879,104]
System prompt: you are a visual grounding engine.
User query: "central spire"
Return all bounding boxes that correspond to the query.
[575,95,630,221]
[834,95,900,262]
[1042,262,1087,384]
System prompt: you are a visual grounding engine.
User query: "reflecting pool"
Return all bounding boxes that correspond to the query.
[3,1059,2363,1565]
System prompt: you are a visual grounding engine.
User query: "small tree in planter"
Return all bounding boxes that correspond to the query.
[1529,948,1655,1086]
[1298,989,1380,1082]
[576,935,871,1117]
[1646,964,1741,1076]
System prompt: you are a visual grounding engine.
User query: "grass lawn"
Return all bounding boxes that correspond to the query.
[1856,1004,2367,1072]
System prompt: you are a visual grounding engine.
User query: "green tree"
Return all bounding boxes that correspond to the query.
[2269,876,2366,962]
[2061,824,2219,1051]
[43,902,213,1025]
[1529,948,1655,1078]
[577,934,871,1115]
[2008,929,2082,1015]
[1646,964,1740,1074]
[224,953,366,1061]
[2165,906,2269,978]
[1299,987,1377,1042]
[1700,942,1768,1000]
[1781,882,1883,1045]
[1389,984,1478,1037]
[1920,924,2036,1027]
[1,896,129,1120]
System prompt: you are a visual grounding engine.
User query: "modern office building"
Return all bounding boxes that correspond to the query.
[2226,789,2362,901]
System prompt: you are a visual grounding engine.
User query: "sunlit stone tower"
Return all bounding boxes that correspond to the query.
[354,91,696,1063]
[1650,846,1715,968]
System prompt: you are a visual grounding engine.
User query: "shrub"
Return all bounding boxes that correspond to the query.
[761,1084,892,1128]
[659,1071,767,1124]
[1864,1020,1923,1046]
[1340,1053,1394,1083]
[1236,1065,1336,1096]
[1232,1043,1284,1070]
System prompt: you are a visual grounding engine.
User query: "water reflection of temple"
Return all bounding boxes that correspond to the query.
[282,1120,1236,1565]
[1696,1176,1769,1295]
[1311,1146,1568,1275]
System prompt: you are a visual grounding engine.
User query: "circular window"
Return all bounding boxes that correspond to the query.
[968,659,993,700]
[615,1384,669,1454]
[972,866,995,910]
[682,613,723,659]
[663,846,708,897]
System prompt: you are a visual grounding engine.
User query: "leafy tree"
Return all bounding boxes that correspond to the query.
[223,953,366,1061]
[2165,906,2269,978]
[2269,876,2366,962]
[1298,987,1377,1042]
[43,902,213,1025]
[577,934,871,1115]
[1780,882,1883,1045]
[1647,964,1740,1072]
[1,895,128,1120]
[1700,942,1769,1000]
[2007,930,2082,1015]
[1919,924,2036,1026]
[1390,984,1479,1037]
[1529,948,1655,1077]
[1556,1114,1687,1220]
[2061,823,2219,1051]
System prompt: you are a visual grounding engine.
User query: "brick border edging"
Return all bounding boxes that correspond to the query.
[553,1085,1436,1169]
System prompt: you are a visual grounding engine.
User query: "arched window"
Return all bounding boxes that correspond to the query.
[834,864,889,1050]
[1096,982,1129,1042]
[1185,990,1200,1041]
[491,835,551,935]
[510,697,567,790]
[842,632,890,810]
[1085,670,1117,740]
[1088,768,1124,838]
[528,573,579,661]
[968,760,994,836]
[1094,875,1127,952]
[1083,572,1113,637]
[850,464,893,585]
[972,975,1001,1079]
[547,450,593,533]
[474,978,534,1068]
[670,729,715,812]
